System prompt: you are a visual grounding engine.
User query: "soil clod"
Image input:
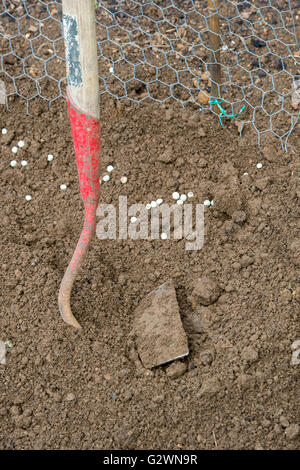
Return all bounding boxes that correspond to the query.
[188,277,221,307]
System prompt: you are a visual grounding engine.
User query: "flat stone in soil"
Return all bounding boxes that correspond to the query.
[132,281,189,369]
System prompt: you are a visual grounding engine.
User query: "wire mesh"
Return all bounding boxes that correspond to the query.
[1,0,300,148]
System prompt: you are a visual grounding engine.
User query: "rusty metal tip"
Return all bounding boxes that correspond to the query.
[58,298,82,330]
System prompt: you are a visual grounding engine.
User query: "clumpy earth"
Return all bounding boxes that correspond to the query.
[0,92,300,450]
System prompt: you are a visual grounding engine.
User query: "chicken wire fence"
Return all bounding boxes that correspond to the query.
[1,0,300,148]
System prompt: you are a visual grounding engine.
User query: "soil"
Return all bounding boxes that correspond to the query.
[0,0,300,452]
[0,89,299,451]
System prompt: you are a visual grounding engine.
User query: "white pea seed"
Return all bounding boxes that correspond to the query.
[47,154,54,162]
[187,192,194,198]
[211,200,214,206]
[172,192,180,200]
[12,146,18,154]
[60,184,67,190]
[21,160,27,166]
[146,203,152,210]
[161,232,168,240]
[2,128,8,135]
[120,176,127,184]
[151,201,157,208]
[156,198,163,205]
[204,200,211,206]
[180,194,187,201]
[18,140,25,148]
[103,174,110,182]
[107,165,114,172]
[177,199,184,205]
[243,172,248,176]
[25,195,32,201]
[109,67,114,73]
[10,160,17,167]
[130,216,137,223]
[257,163,263,169]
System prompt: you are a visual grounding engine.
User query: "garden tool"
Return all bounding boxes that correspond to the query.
[58,0,100,329]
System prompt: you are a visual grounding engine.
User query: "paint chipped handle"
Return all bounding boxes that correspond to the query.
[58,93,101,329]
[67,92,101,205]
[62,0,99,119]
[59,0,100,328]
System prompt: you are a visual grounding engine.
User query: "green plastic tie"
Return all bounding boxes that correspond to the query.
[209,98,245,126]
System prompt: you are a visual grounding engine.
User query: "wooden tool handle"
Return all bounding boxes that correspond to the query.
[62,0,100,119]
[59,0,100,329]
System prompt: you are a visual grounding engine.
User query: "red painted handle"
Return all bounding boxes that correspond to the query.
[58,91,101,329]
[67,93,100,205]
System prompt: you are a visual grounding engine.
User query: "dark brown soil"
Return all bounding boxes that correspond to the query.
[0,91,300,450]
